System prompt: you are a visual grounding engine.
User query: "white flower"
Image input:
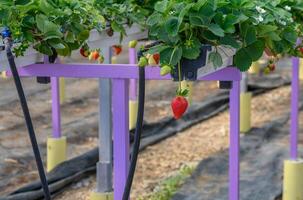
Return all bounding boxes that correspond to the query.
[279,20,287,26]
[284,6,291,11]
[256,6,266,14]
[169,10,176,15]
[256,15,264,22]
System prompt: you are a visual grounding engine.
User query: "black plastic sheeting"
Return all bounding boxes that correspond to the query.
[171,114,299,200]
[1,74,291,200]
[172,90,303,200]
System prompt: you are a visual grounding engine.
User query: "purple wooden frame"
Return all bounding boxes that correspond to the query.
[9,63,241,200]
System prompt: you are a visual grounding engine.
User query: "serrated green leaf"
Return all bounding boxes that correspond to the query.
[234,48,252,71]
[208,23,225,37]
[160,47,182,66]
[165,17,179,36]
[220,35,241,49]
[209,51,223,68]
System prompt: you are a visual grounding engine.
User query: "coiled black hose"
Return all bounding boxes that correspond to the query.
[122,66,145,200]
[3,36,51,199]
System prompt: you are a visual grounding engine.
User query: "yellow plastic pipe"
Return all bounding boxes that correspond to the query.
[248,62,260,74]
[129,100,138,130]
[47,137,67,172]
[240,92,252,133]
[283,160,303,200]
[299,59,303,81]
[90,192,113,200]
[59,77,66,104]
[1,71,7,79]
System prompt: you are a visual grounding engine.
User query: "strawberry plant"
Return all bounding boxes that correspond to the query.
[145,0,302,72]
[0,0,107,57]
[0,0,149,57]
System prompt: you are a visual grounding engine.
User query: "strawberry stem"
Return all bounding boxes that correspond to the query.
[178,62,182,93]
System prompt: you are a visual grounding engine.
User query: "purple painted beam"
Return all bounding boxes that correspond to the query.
[290,57,300,160]
[129,48,137,101]
[112,79,129,200]
[10,64,241,81]
[229,80,240,200]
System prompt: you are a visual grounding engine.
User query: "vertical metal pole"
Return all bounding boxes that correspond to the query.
[112,78,129,200]
[48,56,61,139]
[290,57,299,160]
[129,48,137,101]
[240,72,247,93]
[229,80,240,200]
[96,47,113,192]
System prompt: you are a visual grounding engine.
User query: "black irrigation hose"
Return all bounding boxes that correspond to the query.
[3,37,51,199]
[122,67,145,200]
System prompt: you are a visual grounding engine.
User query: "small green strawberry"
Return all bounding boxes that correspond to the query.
[138,57,148,67]
[160,65,172,76]
[129,40,138,48]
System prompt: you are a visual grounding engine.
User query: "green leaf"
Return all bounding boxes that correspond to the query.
[234,40,265,71]
[208,23,225,37]
[209,51,223,68]
[244,26,256,46]
[154,0,168,13]
[147,13,162,26]
[146,45,170,55]
[282,28,297,44]
[47,38,66,49]
[220,35,241,49]
[77,30,90,41]
[182,37,202,60]
[36,14,62,38]
[245,40,265,61]
[160,47,182,66]
[257,25,278,36]
[165,17,179,36]
[234,48,252,71]
[34,42,53,56]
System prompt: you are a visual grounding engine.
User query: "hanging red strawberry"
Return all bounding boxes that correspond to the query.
[80,48,89,57]
[153,53,160,64]
[268,63,275,71]
[171,96,188,119]
[89,50,100,61]
[113,45,122,55]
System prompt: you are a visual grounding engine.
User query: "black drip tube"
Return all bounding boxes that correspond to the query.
[3,36,51,199]
[122,66,145,200]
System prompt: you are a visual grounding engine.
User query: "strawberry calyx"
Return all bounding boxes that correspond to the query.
[176,88,189,97]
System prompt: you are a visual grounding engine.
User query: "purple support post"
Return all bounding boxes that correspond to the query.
[229,80,240,200]
[50,56,61,139]
[129,48,137,100]
[290,57,300,160]
[44,55,61,138]
[51,76,61,138]
[112,78,129,200]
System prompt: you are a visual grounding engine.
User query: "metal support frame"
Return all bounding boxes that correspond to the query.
[97,47,113,193]
[11,64,241,200]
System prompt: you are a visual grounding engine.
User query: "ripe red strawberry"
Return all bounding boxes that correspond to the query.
[113,45,122,55]
[300,47,303,54]
[153,53,160,64]
[89,50,100,60]
[171,96,188,119]
[268,63,275,71]
[80,48,89,57]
